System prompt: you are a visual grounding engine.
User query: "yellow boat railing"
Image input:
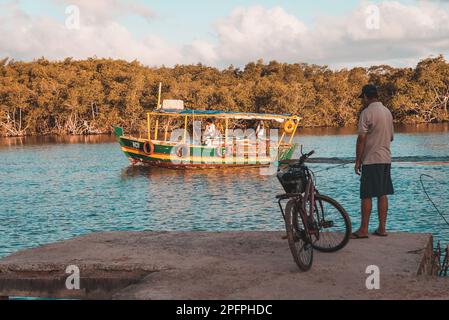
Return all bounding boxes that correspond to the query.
[145,110,301,146]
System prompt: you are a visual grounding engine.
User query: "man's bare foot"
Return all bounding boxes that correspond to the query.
[372,229,388,237]
[350,231,369,239]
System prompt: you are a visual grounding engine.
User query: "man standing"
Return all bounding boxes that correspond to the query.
[352,84,394,239]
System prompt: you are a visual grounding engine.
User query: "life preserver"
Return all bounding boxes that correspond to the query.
[216,145,233,158]
[176,144,190,158]
[143,141,154,155]
[284,120,296,134]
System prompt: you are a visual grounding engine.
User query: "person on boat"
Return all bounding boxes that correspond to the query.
[203,118,220,146]
[351,84,394,240]
[255,120,268,156]
[256,121,266,140]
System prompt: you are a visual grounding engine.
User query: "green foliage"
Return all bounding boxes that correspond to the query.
[0,56,448,136]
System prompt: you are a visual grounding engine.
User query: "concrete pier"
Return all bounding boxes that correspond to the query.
[0,231,447,300]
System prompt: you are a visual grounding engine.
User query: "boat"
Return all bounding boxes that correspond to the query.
[114,99,301,169]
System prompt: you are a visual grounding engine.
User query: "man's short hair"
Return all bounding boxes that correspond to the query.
[359,84,379,99]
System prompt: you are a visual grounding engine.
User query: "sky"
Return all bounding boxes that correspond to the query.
[0,0,448,69]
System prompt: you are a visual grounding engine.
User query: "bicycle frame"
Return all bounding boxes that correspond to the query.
[301,169,320,238]
[302,169,314,215]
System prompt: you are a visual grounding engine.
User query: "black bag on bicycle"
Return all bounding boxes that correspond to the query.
[277,164,307,194]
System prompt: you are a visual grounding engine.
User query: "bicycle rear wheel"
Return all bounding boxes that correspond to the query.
[284,199,313,271]
[311,194,352,253]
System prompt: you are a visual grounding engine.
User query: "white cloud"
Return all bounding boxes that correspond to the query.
[0,1,180,66]
[213,6,307,64]
[0,1,449,68]
[194,1,449,68]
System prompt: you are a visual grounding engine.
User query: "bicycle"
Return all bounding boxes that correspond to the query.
[276,149,352,271]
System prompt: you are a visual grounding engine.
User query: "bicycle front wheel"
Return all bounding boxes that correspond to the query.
[284,199,313,271]
[311,194,352,253]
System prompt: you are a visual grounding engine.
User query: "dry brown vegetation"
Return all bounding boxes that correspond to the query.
[0,56,448,137]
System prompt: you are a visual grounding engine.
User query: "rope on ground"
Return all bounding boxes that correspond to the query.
[419,174,449,229]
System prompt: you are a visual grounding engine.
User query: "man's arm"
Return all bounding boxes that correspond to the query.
[355,134,367,175]
[391,121,394,142]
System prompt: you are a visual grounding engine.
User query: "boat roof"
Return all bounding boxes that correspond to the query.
[149,109,300,122]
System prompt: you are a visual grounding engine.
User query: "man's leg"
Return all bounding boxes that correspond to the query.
[353,198,372,237]
[359,198,372,235]
[377,195,388,235]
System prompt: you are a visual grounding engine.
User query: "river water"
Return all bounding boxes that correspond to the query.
[1,124,448,258]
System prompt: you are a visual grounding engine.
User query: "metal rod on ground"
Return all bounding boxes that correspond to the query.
[441,246,449,277]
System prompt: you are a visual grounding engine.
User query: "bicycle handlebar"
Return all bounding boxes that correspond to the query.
[299,150,315,164]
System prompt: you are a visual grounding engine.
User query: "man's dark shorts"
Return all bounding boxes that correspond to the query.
[360,164,394,199]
